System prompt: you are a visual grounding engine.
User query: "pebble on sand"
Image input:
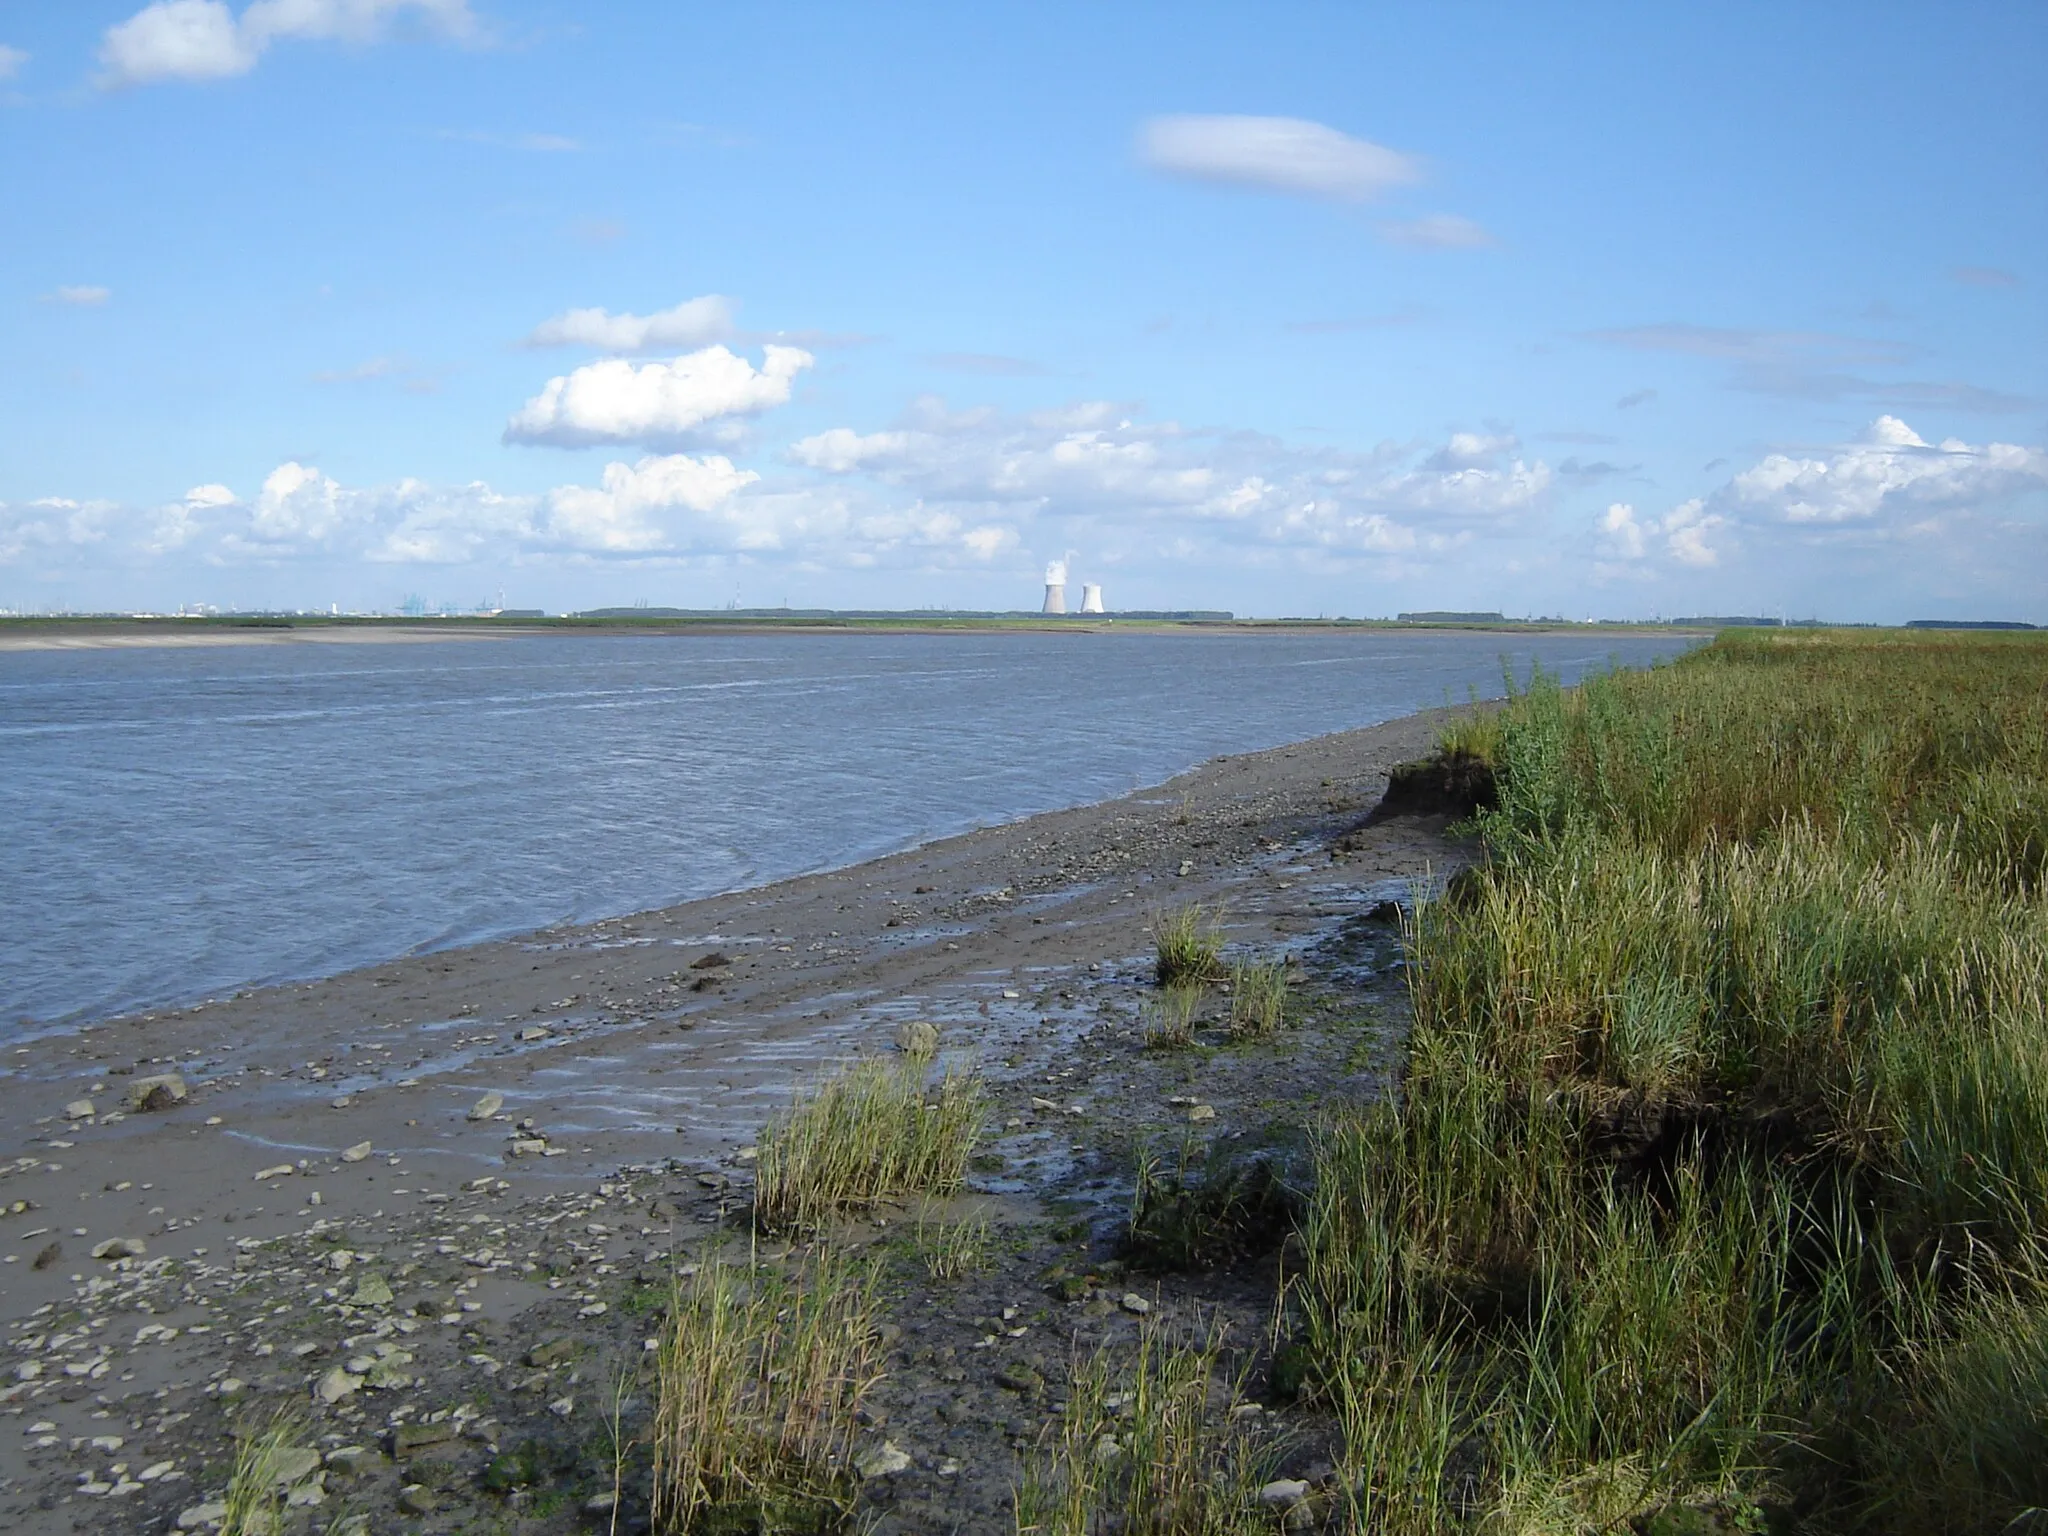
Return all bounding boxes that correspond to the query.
[855,1440,914,1479]
[893,1020,941,1055]
[315,1366,363,1404]
[89,1237,146,1261]
[64,1100,95,1121]
[129,1073,189,1111]
[467,1092,504,1121]
[339,1141,373,1163]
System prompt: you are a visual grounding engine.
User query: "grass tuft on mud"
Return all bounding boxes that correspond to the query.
[1299,628,2048,1533]
[650,1249,884,1534]
[754,1055,986,1232]
[1153,903,1226,987]
[1015,1317,1276,1536]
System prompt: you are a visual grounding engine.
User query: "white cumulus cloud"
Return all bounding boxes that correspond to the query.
[505,344,814,450]
[1138,115,1420,202]
[1725,416,2047,526]
[44,285,112,306]
[543,454,760,553]
[98,0,473,87]
[788,397,1551,566]
[523,296,736,354]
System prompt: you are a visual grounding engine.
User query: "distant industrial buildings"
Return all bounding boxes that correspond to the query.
[1043,562,1107,615]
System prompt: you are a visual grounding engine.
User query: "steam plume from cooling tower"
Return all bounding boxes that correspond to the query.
[1042,559,1068,615]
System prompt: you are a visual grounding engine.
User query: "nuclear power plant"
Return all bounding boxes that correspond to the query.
[1042,561,1108,615]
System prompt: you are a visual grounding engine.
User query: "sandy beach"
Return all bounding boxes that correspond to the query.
[0,705,1477,1534]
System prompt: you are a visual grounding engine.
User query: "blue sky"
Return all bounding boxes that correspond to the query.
[3,1,2044,620]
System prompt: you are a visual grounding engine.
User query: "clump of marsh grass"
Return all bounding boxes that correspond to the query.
[1125,1142,1297,1273]
[1141,982,1205,1051]
[1014,1317,1274,1536]
[1225,959,1289,1040]
[220,1404,309,1536]
[754,1055,985,1232]
[914,1201,994,1280]
[649,1249,883,1534]
[1152,902,1224,986]
[1296,629,2048,1530]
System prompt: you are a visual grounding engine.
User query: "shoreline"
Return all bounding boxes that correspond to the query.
[0,704,1478,1533]
[7,713,1486,1040]
[0,617,1716,653]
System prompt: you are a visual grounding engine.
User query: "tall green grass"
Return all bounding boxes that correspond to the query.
[1015,1318,1273,1536]
[754,1055,985,1232]
[1298,629,2048,1533]
[650,1250,883,1534]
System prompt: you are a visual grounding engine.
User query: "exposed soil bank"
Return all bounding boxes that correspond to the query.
[0,708,1479,1534]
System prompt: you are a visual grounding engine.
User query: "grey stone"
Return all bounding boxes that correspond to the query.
[855,1440,913,1479]
[893,1020,941,1056]
[315,1367,361,1404]
[130,1074,189,1111]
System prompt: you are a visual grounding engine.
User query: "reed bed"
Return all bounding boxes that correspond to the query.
[1298,629,2048,1533]
[649,1249,884,1534]
[753,1055,986,1232]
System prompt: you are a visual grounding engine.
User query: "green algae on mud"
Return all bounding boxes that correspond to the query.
[1298,627,2048,1533]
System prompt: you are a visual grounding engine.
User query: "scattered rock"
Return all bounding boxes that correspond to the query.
[547,1396,576,1419]
[527,1336,579,1367]
[254,1163,295,1181]
[517,1026,550,1042]
[315,1367,362,1404]
[1119,1293,1151,1315]
[690,951,732,970]
[64,1100,95,1121]
[129,1073,188,1111]
[392,1421,458,1456]
[395,1484,437,1516]
[89,1237,146,1261]
[351,1272,393,1307]
[1259,1479,1310,1509]
[583,1491,619,1515]
[467,1092,504,1121]
[995,1362,1044,1394]
[855,1440,913,1479]
[177,1502,228,1529]
[339,1140,373,1163]
[893,1019,940,1055]
[1186,1103,1216,1123]
[269,1447,322,1487]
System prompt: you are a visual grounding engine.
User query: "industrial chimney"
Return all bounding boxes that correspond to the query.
[1080,583,1104,614]
[1042,560,1068,614]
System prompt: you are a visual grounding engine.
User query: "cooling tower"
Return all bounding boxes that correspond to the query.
[1042,559,1067,614]
[1080,583,1104,614]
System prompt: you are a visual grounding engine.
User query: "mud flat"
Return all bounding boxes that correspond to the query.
[0,705,1480,1534]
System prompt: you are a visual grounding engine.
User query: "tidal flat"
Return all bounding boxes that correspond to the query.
[3,628,2040,1535]
[0,703,1470,1534]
